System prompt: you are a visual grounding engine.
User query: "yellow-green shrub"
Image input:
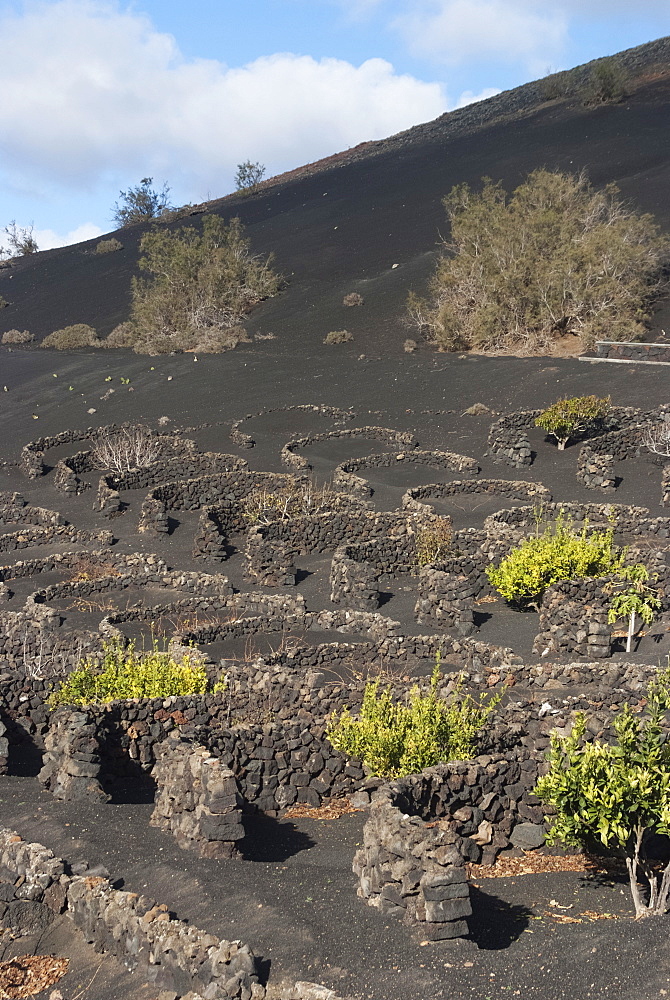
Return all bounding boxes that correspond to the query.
[327,658,499,777]
[42,324,101,350]
[49,639,210,707]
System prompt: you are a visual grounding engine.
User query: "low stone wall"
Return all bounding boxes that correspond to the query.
[576,446,616,490]
[596,340,670,363]
[230,403,355,448]
[281,426,419,472]
[0,523,113,554]
[97,452,248,515]
[0,829,263,999]
[403,479,551,515]
[664,467,670,508]
[414,568,476,635]
[334,449,478,497]
[486,411,539,468]
[330,545,382,610]
[0,712,8,774]
[0,491,67,527]
[533,577,613,659]
[353,750,547,938]
[151,742,245,858]
[138,470,301,534]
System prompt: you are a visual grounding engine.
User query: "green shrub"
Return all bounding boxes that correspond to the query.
[113,177,172,227]
[535,669,670,918]
[327,657,499,778]
[323,329,353,345]
[486,514,624,607]
[128,215,281,355]
[49,638,211,707]
[582,58,629,105]
[94,238,123,254]
[42,324,101,349]
[539,68,576,101]
[535,394,611,449]
[235,161,266,192]
[606,565,661,653]
[408,169,669,352]
[1,329,33,344]
[415,518,453,567]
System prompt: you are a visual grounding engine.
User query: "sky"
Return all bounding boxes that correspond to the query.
[0,0,668,251]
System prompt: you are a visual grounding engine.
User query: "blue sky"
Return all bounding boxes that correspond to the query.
[0,0,668,251]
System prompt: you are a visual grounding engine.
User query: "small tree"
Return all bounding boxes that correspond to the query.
[535,671,670,918]
[535,394,611,450]
[0,221,38,258]
[582,57,628,105]
[606,565,661,653]
[327,657,499,778]
[235,161,266,193]
[113,178,173,227]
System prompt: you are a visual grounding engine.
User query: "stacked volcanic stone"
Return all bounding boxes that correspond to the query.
[664,467,670,508]
[245,527,297,585]
[533,578,612,659]
[0,713,8,774]
[192,503,244,562]
[486,411,539,468]
[330,545,381,610]
[576,447,616,490]
[414,568,476,635]
[281,426,418,472]
[0,833,69,934]
[151,741,245,858]
[53,450,95,493]
[596,341,670,363]
[38,708,109,801]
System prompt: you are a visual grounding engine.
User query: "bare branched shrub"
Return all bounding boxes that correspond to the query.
[242,481,340,524]
[91,425,160,473]
[0,221,38,259]
[409,169,669,353]
[324,329,353,345]
[68,558,122,582]
[415,517,454,567]
[2,329,34,344]
[343,292,364,307]
[643,416,670,458]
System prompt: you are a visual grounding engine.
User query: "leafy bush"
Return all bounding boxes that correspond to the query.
[49,639,210,707]
[1,329,34,344]
[103,322,139,349]
[42,324,101,349]
[323,329,353,345]
[235,161,266,192]
[128,215,281,355]
[486,514,624,607]
[415,518,453,567]
[113,177,172,227]
[539,68,575,101]
[94,238,123,254]
[343,292,364,307]
[606,566,661,653]
[535,394,611,449]
[583,58,629,105]
[535,670,670,918]
[327,658,499,778]
[408,169,669,353]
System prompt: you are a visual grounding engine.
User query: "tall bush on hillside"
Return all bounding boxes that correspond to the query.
[235,161,266,192]
[0,221,38,258]
[113,177,173,227]
[126,215,282,354]
[407,169,669,353]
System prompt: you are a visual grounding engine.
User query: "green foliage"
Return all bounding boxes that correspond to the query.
[94,238,123,254]
[539,68,576,101]
[127,215,281,355]
[415,518,453,567]
[486,514,623,607]
[113,177,172,227]
[409,169,669,352]
[583,58,629,105]
[49,638,210,707]
[323,329,353,345]
[235,161,266,192]
[535,394,611,449]
[607,565,661,628]
[42,324,101,350]
[327,657,499,778]
[535,670,670,917]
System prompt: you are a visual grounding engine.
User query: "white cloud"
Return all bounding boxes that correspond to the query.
[33,222,104,251]
[0,0,447,208]
[454,86,501,108]
[393,1,568,74]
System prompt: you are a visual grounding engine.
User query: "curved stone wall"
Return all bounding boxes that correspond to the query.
[334,449,479,497]
[281,426,419,472]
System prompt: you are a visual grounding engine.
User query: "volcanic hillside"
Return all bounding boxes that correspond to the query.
[1,37,670,356]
